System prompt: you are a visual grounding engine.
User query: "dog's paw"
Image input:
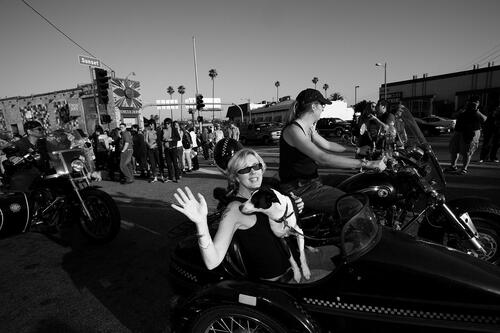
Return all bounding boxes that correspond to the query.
[302,265,311,280]
[293,269,302,283]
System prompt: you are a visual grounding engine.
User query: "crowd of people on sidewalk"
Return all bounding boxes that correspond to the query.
[90,119,241,185]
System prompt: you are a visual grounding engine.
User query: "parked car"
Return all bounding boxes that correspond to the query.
[239,122,282,145]
[316,117,351,138]
[420,115,456,130]
[414,117,451,136]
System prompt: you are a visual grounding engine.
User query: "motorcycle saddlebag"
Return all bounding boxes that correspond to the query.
[0,192,30,237]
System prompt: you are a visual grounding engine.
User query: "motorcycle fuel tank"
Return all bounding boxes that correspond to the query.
[338,171,398,206]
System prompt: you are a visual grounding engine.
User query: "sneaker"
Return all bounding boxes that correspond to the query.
[478,160,484,163]
[494,159,500,163]
[163,178,171,183]
[149,177,158,183]
[459,168,468,175]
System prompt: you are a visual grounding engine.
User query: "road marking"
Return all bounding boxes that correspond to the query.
[120,220,162,236]
[196,167,223,175]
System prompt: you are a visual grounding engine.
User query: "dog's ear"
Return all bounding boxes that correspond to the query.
[265,189,280,204]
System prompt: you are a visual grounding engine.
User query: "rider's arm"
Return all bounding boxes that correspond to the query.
[311,130,356,154]
[284,125,379,170]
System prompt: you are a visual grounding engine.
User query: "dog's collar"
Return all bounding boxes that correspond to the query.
[272,202,294,225]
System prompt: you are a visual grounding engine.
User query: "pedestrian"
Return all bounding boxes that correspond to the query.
[180,124,193,172]
[107,128,122,181]
[131,124,148,178]
[144,121,164,183]
[201,127,210,160]
[92,126,110,171]
[445,96,487,175]
[162,118,180,182]
[189,127,200,170]
[214,124,224,144]
[479,103,500,163]
[228,121,240,141]
[173,121,184,177]
[119,123,134,184]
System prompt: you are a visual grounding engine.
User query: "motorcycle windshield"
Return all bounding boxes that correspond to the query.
[44,130,87,174]
[338,194,381,261]
[399,109,446,189]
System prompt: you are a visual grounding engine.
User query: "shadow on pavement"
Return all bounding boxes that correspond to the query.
[61,195,187,333]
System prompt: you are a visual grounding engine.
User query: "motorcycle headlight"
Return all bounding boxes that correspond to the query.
[71,159,85,172]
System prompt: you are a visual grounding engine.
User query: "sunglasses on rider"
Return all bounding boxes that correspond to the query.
[237,163,263,175]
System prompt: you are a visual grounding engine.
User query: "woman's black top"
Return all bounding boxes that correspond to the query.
[279,121,319,183]
[232,197,290,279]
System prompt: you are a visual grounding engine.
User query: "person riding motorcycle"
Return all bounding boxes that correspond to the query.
[279,88,386,215]
[4,120,50,191]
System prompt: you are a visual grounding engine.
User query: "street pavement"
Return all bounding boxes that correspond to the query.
[0,134,499,333]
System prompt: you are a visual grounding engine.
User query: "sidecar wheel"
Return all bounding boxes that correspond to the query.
[190,305,287,333]
[78,188,120,244]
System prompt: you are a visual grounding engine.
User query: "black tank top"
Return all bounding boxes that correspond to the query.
[279,121,319,183]
[232,197,290,279]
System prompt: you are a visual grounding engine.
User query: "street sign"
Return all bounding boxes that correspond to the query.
[78,55,101,67]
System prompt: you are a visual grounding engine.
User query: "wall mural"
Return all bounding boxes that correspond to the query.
[111,78,142,111]
[0,110,7,132]
[20,103,50,129]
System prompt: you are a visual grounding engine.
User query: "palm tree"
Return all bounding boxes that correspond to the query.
[323,83,329,98]
[275,81,280,102]
[177,85,186,121]
[329,92,344,101]
[312,77,319,90]
[167,86,175,119]
[209,69,218,120]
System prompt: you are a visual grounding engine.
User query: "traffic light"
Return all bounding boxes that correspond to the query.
[197,116,204,123]
[94,68,110,105]
[196,94,205,110]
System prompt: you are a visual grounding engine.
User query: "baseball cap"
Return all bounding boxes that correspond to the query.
[295,88,332,106]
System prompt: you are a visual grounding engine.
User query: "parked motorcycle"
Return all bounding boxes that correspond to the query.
[0,132,120,244]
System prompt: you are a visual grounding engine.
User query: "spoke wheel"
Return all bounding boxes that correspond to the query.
[78,188,120,244]
[191,306,287,333]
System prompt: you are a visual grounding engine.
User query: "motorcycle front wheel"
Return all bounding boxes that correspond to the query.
[190,305,287,333]
[77,188,120,244]
[457,212,500,265]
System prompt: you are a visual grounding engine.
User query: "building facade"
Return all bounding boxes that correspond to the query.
[381,64,500,117]
[0,78,142,136]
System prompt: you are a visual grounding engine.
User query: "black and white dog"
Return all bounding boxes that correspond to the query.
[240,188,310,283]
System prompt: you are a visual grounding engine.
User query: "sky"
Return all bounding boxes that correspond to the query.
[2,0,500,119]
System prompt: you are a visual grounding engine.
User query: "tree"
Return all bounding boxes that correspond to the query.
[167,86,175,120]
[209,69,218,120]
[275,81,280,102]
[177,85,186,121]
[312,77,319,90]
[329,92,344,101]
[322,83,329,98]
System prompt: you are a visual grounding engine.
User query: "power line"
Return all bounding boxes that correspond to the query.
[21,0,114,72]
[457,41,500,71]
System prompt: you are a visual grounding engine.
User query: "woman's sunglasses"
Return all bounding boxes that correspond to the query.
[237,163,263,175]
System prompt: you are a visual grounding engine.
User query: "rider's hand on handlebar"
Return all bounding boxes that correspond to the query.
[368,158,386,172]
[289,192,304,214]
[8,156,23,165]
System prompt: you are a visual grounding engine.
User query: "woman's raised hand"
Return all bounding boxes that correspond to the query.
[171,187,208,225]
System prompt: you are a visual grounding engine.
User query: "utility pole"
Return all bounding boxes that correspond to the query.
[193,36,201,131]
